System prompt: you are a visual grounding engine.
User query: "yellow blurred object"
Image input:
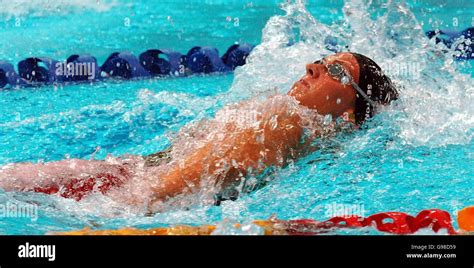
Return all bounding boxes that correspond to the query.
[457,206,474,232]
[54,220,288,236]
[253,220,289,235]
[58,225,217,235]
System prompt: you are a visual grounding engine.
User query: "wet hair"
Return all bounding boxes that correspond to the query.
[351,53,399,125]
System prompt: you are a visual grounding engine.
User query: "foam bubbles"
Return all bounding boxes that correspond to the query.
[229,0,473,147]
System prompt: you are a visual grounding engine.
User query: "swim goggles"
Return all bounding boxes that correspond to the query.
[314,59,377,107]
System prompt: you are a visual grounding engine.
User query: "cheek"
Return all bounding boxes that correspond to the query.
[326,89,345,104]
[289,78,355,115]
[328,87,356,111]
[314,85,356,116]
[312,81,342,103]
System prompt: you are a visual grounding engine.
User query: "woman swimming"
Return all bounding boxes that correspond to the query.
[0,52,398,210]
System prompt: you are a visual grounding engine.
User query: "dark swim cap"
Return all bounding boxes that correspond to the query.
[351,53,399,125]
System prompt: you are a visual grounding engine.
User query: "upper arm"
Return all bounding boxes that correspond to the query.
[153,97,304,200]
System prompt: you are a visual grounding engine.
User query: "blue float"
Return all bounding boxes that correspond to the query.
[186,46,230,73]
[0,28,471,90]
[100,52,150,79]
[222,43,254,70]
[0,43,253,89]
[0,61,25,88]
[139,49,186,76]
[18,57,59,84]
[62,54,100,82]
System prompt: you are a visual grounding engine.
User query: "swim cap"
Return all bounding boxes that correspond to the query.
[351,53,399,125]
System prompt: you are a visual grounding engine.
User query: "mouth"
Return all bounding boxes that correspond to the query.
[296,79,310,90]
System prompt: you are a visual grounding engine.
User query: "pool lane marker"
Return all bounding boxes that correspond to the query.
[0,44,254,89]
[54,207,474,235]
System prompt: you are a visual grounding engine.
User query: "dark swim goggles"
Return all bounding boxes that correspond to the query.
[314,59,377,107]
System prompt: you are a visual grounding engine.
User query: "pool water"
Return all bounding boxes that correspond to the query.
[0,0,473,235]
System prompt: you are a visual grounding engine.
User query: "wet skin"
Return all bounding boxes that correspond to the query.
[151,52,360,202]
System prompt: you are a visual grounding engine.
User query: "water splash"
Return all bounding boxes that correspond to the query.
[229,0,473,147]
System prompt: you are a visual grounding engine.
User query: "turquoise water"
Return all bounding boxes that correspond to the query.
[0,0,473,234]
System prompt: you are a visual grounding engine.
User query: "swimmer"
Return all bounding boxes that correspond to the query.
[0,52,398,210]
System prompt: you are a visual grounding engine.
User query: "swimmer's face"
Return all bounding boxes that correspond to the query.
[288,52,360,121]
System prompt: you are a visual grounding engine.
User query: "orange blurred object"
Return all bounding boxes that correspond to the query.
[457,206,474,232]
[59,226,217,235]
[55,207,463,235]
[57,222,283,235]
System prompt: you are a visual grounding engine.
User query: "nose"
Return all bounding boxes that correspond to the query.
[306,63,324,79]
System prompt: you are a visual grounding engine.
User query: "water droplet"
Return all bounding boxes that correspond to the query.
[341,75,350,84]
[323,114,332,125]
[336,98,341,104]
[269,115,278,130]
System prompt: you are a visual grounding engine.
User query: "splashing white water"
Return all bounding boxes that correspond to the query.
[229,0,473,147]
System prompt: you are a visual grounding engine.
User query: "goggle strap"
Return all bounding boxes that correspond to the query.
[350,81,378,107]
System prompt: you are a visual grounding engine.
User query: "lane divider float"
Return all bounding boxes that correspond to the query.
[2,27,472,90]
[55,206,474,235]
[0,44,254,89]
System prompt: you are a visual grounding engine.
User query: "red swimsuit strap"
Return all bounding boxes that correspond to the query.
[33,168,128,201]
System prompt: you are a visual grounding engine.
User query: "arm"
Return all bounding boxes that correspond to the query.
[151,96,305,201]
